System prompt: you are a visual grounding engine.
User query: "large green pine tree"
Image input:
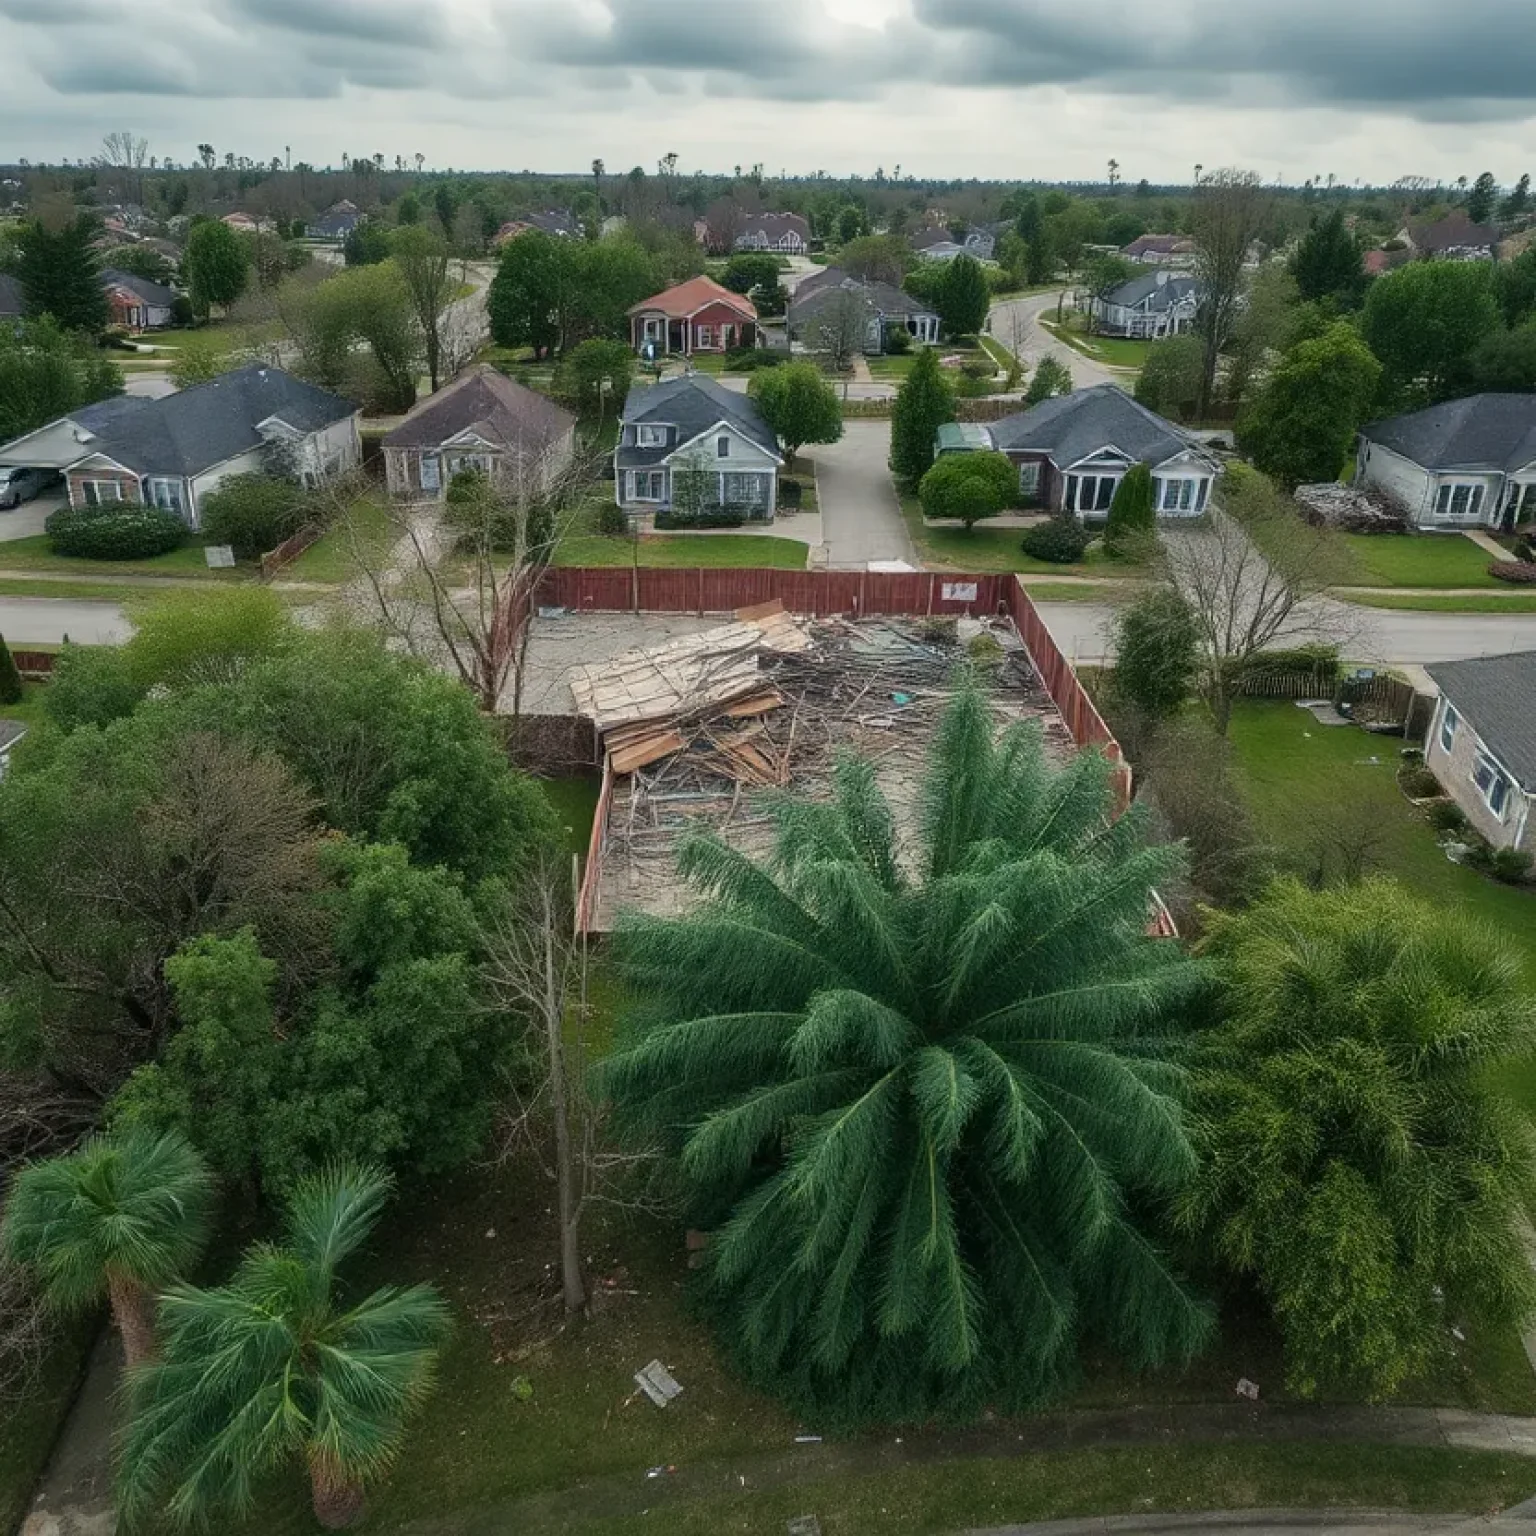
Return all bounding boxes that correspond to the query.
[603,689,1211,1420]
[889,346,956,482]
[0,633,23,706]
[15,217,109,333]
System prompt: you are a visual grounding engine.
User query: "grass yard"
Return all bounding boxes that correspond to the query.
[1343,591,1536,612]
[898,491,1145,579]
[1339,532,1502,588]
[0,577,162,602]
[554,531,809,569]
[866,352,919,380]
[1023,580,1136,603]
[0,535,254,582]
[279,497,398,585]
[1038,314,1150,371]
[0,678,49,727]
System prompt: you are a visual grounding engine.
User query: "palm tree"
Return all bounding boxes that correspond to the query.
[118,1163,449,1531]
[2,1130,214,1366]
[602,689,1210,1420]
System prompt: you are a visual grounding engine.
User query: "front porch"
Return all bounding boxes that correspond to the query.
[616,465,777,522]
[633,314,758,357]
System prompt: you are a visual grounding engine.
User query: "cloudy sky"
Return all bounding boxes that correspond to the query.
[2,0,1533,185]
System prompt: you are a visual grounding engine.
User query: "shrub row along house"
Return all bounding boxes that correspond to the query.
[939,384,1219,517]
[1355,393,1536,532]
[612,374,783,520]
[0,365,359,525]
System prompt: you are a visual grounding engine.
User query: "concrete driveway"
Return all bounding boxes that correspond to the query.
[808,419,915,569]
[0,493,65,542]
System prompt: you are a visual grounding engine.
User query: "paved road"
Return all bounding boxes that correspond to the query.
[1033,598,1536,668]
[989,289,1121,389]
[0,596,131,644]
[809,419,916,568]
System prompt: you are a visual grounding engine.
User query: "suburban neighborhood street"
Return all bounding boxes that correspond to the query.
[988,288,1122,388]
[0,596,131,644]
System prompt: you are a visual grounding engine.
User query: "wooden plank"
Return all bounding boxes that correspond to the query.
[608,729,686,774]
[723,690,784,718]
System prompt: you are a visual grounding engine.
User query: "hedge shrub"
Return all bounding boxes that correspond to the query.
[199,474,309,561]
[46,504,186,560]
[1490,560,1536,584]
[1020,515,1091,563]
[655,507,747,529]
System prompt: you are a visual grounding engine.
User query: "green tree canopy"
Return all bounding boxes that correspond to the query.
[119,1163,450,1530]
[289,261,421,413]
[1360,260,1500,410]
[1236,322,1384,487]
[197,475,310,562]
[1103,463,1157,555]
[1470,320,1536,393]
[889,345,956,482]
[343,223,392,267]
[2,1130,214,1365]
[602,690,1210,1420]
[554,337,634,417]
[15,216,110,333]
[918,450,1016,528]
[935,254,990,339]
[1024,354,1074,405]
[0,314,122,443]
[747,361,843,460]
[1180,879,1536,1400]
[837,234,915,286]
[1466,171,1498,225]
[185,220,250,318]
[1134,336,1203,420]
[1492,250,1536,329]
[721,253,780,298]
[1109,587,1199,722]
[1287,209,1364,307]
[0,634,21,707]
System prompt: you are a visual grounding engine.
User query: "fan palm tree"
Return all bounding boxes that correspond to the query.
[603,688,1211,1420]
[2,1129,214,1366]
[118,1162,449,1531]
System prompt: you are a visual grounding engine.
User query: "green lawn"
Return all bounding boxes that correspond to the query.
[1039,315,1149,370]
[1023,580,1135,603]
[898,491,1146,578]
[0,577,160,602]
[1339,532,1501,588]
[0,535,254,581]
[1227,701,1536,990]
[280,497,398,585]
[866,352,919,380]
[554,531,808,569]
[1344,591,1536,612]
[0,678,49,727]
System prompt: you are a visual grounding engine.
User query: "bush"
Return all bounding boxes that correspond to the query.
[1427,799,1469,835]
[1513,535,1535,562]
[199,474,308,561]
[0,634,21,706]
[46,504,186,560]
[885,326,912,355]
[919,451,1016,528]
[1021,515,1091,563]
[726,347,783,372]
[1110,588,1198,721]
[1397,765,1442,799]
[777,478,803,509]
[959,358,993,380]
[595,501,628,536]
[1492,847,1534,884]
[655,507,746,529]
[1224,644,1341,691]
[1104,463,1156,557]
[1489,559,1536,584]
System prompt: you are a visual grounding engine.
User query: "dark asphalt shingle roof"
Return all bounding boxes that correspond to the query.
[1361,395,1536,473]
[1424,651,1536,790]
[78,364,356,477]
[788,275,935,326]
[616,374,780,468]
[100,268,178,308]
[990,384,1209,469]
[1102,273,1202,311]
[382,365,574,454]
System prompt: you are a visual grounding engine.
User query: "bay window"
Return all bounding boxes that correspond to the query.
[1434,482,1486,521]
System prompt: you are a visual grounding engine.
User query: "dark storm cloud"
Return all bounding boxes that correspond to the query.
[223,0,437,49]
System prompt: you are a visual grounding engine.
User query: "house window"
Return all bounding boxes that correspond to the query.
[636,425,667,448]
[1069,474,1119,513]
[419,454,441,492]
[695,325,715,350]
[447,453,493,480]
[81,480,123,507]
[1472,749,1511,819]
[1439,702,1459,754]
[1509,482,1536,520]
[1158,477,1200,513]
[1017,462,1041,499]
[722,472,765,505]
[147,478,184,514]
[717,436,730,459]
[1434,482,1486,521]
[629,470,665,502]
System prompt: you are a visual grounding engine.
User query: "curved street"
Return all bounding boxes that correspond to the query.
[988,288,1123,389]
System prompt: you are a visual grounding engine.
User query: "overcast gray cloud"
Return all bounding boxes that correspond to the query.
[1,0,1534,180]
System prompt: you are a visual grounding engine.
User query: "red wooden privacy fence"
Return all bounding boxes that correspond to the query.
[11,650,57,678]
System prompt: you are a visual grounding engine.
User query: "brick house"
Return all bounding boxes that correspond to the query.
[627,276,758,358]
[1424,652,1536,855]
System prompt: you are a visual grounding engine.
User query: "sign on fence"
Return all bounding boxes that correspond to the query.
[941,581,979,602]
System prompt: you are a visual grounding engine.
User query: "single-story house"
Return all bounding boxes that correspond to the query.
[1122,234,1198,267]
[100,269,178,330]
[1088,271,1202,339]
[494,210,581,245]
[786,270,939,352]
[613,374,783,520]
[964,384,1219,517]
[910,227,988,262]
[734,213,811,255]
[0,365,359,527]
[1398,214,1499,262]
[1355,394,1536,531]
[306,201,362,242]
[221,212,269,234]
[1424,651,1536,854]
[381,365,576,502]
[628,276,758,358]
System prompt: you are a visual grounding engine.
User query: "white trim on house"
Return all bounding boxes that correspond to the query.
[670,418,784,467]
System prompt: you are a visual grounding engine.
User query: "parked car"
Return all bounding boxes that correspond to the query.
[0,466,59,509]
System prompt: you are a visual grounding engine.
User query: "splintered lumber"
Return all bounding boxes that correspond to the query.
[724,690,785,719]
[734,598,787,622]
[608,728,687,774]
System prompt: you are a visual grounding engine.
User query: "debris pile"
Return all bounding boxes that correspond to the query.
[567,604,1070,927]
[1292,482,1408,533]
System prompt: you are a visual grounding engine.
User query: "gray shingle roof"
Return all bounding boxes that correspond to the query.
[990,384,1208,469]
[78,364,356,478]
[1103,272,1202,311]
[100,268,178,308]
[788,274,934,327]
[616,374,780,468]
[1424,651,1536,791]
[382,365,574,454]
[1361,395,1536,473]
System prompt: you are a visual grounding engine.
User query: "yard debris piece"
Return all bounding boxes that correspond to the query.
[634,1359,683,1407]
[1293,481,1408,533]
[788,1518,824,1536]
[793,1434,823,1443]
[576,612,1071,929]
[1235,1377,1260,1400]
[644,1465,677,1479]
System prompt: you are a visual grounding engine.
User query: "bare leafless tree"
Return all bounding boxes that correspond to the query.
[810,288,872,375]
[1190,168,1270,418]
[95,130,150,206]
[1149,469,1358,734]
